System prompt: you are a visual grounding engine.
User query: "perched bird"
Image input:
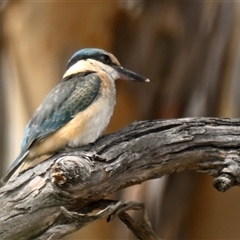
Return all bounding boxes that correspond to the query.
[2,48,149,182]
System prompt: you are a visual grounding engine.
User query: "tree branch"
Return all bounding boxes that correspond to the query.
[1,117,240,239]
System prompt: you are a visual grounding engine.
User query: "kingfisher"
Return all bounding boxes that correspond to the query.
[2,48,149,182]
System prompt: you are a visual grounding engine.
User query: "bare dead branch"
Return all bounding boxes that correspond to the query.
[1,117,240,239]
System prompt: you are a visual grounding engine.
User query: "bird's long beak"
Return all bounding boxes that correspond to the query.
[115,66,150,82]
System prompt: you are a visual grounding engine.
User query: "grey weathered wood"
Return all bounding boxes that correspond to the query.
[1,117,240,240]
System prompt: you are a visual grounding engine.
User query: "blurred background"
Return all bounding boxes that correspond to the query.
[1,1,240,239]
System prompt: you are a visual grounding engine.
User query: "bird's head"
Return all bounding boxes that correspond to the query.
[63,48,149,83]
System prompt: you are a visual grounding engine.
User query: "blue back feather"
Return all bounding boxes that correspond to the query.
[2,72,101,182]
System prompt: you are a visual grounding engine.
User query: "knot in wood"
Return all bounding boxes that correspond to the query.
[213,151,240,192]
[51,156,92,187]
[213,173,235,192]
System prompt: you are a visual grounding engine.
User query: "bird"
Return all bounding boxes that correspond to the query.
[2,48,149,182]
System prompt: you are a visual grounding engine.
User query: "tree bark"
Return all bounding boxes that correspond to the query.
[1,117,240,239]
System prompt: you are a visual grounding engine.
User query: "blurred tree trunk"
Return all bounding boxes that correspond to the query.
[1,1,240,239]
[112,2,237,238]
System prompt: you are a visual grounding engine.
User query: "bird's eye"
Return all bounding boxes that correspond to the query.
[100,54,111,64]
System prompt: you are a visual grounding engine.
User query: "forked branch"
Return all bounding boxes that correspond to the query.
[1,118,240,239]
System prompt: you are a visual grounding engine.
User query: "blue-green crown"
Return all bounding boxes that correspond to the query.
[67,48,112,69]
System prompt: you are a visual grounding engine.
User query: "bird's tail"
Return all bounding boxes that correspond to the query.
[1,150,29,183]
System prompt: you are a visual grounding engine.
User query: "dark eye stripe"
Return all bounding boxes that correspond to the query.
[66,52,115,70]
[98,54,111,64]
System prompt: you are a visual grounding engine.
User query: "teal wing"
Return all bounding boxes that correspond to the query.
[22,72,101,150]
[2,72,100,182]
